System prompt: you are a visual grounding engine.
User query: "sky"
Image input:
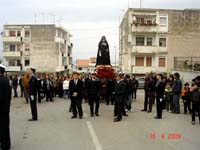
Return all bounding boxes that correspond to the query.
[0,0,200,63]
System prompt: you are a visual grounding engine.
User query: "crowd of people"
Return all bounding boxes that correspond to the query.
[1,64,200,150]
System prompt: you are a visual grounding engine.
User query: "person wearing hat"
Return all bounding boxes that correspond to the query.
[69,71,83,119]
[28,67,38,121]
[87,72,101,117]
[0,64,11,150]
[154,74,165,119]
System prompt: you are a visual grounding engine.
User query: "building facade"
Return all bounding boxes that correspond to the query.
[2,24,73,73]
[119,8,200,74]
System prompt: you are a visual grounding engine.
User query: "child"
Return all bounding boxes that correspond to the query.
[191,83,200,125]
[181,82,192,114]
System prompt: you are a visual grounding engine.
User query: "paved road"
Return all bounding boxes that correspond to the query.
[10,91,200,150]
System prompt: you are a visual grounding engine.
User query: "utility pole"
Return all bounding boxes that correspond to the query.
[140,0,142,8]
[128,0,130,9]
[114,46,117,70]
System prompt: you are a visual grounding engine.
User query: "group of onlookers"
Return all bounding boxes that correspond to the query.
[141,72,200,125]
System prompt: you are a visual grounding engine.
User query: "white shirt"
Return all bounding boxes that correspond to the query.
[63,80,69,90]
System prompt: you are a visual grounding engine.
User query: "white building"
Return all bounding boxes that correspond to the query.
[120,8,200,75]
[120,8,168,74]
[2,24,73,73]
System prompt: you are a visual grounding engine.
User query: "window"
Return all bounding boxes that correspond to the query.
[25,44,30,51]
[146,57,152,67]
[146,37,153,46]
[159,38,166,47]
[136,57,144,66]
[25,31,30,37]
[10,45,16,51]
[17,44,20,51]
[9,60,16,66]
[136,37,145,46]
[17,31,21,37]
[17,60,21,66]
[160,17,167,26]
[25,60,30,66]
[78,67,82,71]
[147,20,152,25]
[9,31,16,36]
[159,58,166,67]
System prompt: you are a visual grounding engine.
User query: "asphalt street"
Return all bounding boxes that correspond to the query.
[9,90,200,150]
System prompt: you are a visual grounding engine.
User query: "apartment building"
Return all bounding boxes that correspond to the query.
[2,24,73,73]
[119,8,200,74]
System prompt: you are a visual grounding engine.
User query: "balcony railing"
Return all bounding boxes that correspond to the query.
[6,66,21,72]
[132,45,167,54]
[174,57,200,72]
[2,36,23,42]
[3,51,21,57]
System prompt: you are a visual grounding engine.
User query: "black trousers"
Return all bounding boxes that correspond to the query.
[46,90,52,102]
[132,89,137,99]
[115,100,123,120]
[156,97,163,118]
[20,86,24,97]
[192,103,200,122]
[0,113,11,150]
[37,89,41,103]
[183,99,192,113]
[89,96,100,115]
[144,92,154,111]
[71,98,83,117]
[29,95,38,120]
[13,86,18,97]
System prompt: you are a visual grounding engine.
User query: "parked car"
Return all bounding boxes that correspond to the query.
[137,77,145,89]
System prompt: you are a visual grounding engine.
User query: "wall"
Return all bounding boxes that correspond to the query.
[167,9,200,70]
[30,25,57,72]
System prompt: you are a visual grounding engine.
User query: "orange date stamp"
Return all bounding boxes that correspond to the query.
[149,133,182,140]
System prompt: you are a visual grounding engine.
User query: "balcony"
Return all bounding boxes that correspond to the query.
[3,51,21,57]
[6,66,21,72]
[24,51,30,56]
[132,46,167,54]
[131,22,158,33]
[55,37,65,44]
[132,66,167,74]
[132,46,157,54]
[2,36,22,42]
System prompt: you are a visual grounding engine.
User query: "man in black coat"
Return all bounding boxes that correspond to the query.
[0,64,11,150]
[87,73,101,117]
[172,72,182,114]
[113,74,126,122]
[69,72,83,119]
[28,68,38,121]
[155,74,165,119]
[141,73,155,113]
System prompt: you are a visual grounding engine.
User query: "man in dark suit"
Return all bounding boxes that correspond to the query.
[87,72,101,117]
[69,72,83,119]
[113,74,126,122]
[155,74,165,119]
[0,64,11,150]
[28,68,38,121]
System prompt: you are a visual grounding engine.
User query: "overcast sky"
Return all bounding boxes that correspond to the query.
[0,0,200,63]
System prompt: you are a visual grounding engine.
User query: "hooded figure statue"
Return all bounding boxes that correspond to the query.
[96,36,111,66]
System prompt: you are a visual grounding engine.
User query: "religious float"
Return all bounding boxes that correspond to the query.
[95,36,115,79]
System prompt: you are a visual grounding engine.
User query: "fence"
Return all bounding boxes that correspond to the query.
[174,57,200,71]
